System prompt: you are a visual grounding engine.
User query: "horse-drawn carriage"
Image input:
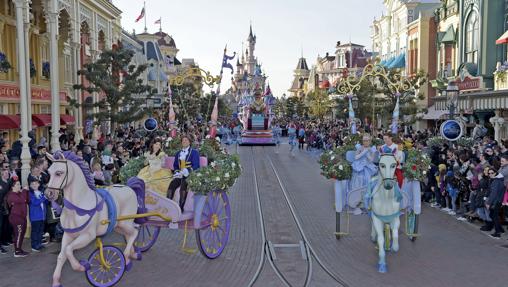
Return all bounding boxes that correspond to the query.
[46,151,233,287]
[324,145,427,273]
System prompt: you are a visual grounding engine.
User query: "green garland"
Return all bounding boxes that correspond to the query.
[319,150,352,180]
[199,137,222,162]
[187,153,242,195]
[164,135,182,157]
[119,156,146,184]
[427,136,447,148]
[402,149,431,181]
[457,137,474,148]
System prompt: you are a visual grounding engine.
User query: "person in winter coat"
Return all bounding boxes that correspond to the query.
[28,179,47,252]
[6,177,29,257]
[484,168,506,238]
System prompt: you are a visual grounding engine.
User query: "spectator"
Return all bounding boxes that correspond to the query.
[6,177,29,257]
[485,167,506,238]
[28,179,47,252]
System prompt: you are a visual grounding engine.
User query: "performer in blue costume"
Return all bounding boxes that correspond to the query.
[272,123,282,154]
[346,134,378,214]
[287,123,297,157]
[167,135,201,211]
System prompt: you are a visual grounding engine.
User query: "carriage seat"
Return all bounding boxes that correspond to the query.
[162,156,208,170]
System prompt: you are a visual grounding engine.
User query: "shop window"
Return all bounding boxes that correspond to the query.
[465,11,479,65]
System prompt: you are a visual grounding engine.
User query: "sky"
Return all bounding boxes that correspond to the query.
[114,0,386,97]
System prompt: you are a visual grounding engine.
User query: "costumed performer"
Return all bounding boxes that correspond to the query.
[349,135,378,214]
[272,123,282,154]
[287,123,297,157]
[137,138,172,197]
[166,135,200,211]
[379,132,405,188]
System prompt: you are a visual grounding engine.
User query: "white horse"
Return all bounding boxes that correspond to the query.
[46,151,142,287]
[367,154,402,273]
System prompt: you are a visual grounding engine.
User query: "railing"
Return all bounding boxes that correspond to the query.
[494,71,508,91]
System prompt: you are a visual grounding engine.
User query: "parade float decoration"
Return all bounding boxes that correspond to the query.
[49,47,241,287]
[237,83,276,145]
[319,61,426,273]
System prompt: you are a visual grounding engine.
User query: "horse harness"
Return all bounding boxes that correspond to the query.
[47,159,111,234]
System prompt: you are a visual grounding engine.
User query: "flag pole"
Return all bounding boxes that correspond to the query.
[144,1,147,33]
[159,18,162,32]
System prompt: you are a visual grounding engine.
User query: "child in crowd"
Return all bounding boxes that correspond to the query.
[92,162,105,186]
[6,177,29,257]
[445,170,459,215]
[28,179,47,252]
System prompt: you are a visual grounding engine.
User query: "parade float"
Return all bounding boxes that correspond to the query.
[319,62,429,273]
[47,49,242,287]
[237,84,276,145]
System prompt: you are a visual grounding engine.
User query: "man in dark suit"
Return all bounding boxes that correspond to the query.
[167,135,200,212]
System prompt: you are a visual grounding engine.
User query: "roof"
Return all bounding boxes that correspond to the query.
[337,42,365,48]
[154,31,176,48]
[296,57,309,70]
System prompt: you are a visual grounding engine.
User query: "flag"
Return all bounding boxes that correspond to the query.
[222,51,236,74]
[135,8,145,22]
[154,18,161,24]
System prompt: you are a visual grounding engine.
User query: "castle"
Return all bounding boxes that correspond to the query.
[232,25,267,99]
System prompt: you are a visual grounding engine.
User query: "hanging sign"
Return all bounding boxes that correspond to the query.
[440,120,463,141]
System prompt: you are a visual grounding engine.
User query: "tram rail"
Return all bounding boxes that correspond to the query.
[248,146,350,287]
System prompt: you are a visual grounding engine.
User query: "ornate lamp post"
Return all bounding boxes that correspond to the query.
[444,81,459,120]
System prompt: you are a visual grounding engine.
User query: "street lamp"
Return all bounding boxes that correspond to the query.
[445,81,459,120]
[352,95,359,109]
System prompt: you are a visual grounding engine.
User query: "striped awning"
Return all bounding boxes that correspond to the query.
[434,95,470,111]
[496,30,508,45]
[434,90,508,111]
[472,92,508,109]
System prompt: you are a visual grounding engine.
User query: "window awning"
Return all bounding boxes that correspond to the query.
[0,115,21,130]
[383,56,396,68]
[496,30,508,44]
[388,54,405,69]
[60,115,75,125]
[0,115,38,130]
[441,25,456,43]
[32,114,52,127]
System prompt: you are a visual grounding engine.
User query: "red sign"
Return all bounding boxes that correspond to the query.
[454,72,483,91]
[0,83,67,102]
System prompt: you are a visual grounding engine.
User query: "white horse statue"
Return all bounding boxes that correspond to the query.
[365,153,402,273]
[45,151,144,287]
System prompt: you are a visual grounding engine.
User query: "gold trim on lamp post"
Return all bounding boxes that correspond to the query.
[169,67,221,87]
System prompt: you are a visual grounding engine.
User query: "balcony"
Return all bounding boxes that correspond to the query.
[494,70,508,91]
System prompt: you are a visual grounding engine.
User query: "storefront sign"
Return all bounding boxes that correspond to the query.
[455,68,483,91]
[0,83,67,102]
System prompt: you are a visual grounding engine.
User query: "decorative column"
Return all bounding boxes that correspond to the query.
[47,0,60,151]
[23,2,32,131]
[72,42,83,141]
[490,110,505,142]
[13,0,30,185]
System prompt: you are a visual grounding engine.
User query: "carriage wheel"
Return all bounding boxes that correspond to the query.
[383,224,391,251]
[407,212,418,242]
[195,190,231,259]
[85,246,126,287]
[134,224,161,252]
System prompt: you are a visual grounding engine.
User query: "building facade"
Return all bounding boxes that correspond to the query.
[307,41,370,95]
[432,0,508,140]
[371,0,440,72]
[0,0,121,144]
[288,57,309,98]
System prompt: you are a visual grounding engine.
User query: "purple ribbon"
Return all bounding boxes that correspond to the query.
[61,193,105,233]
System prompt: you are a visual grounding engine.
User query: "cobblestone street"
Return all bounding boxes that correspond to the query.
[1,145,507,287]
